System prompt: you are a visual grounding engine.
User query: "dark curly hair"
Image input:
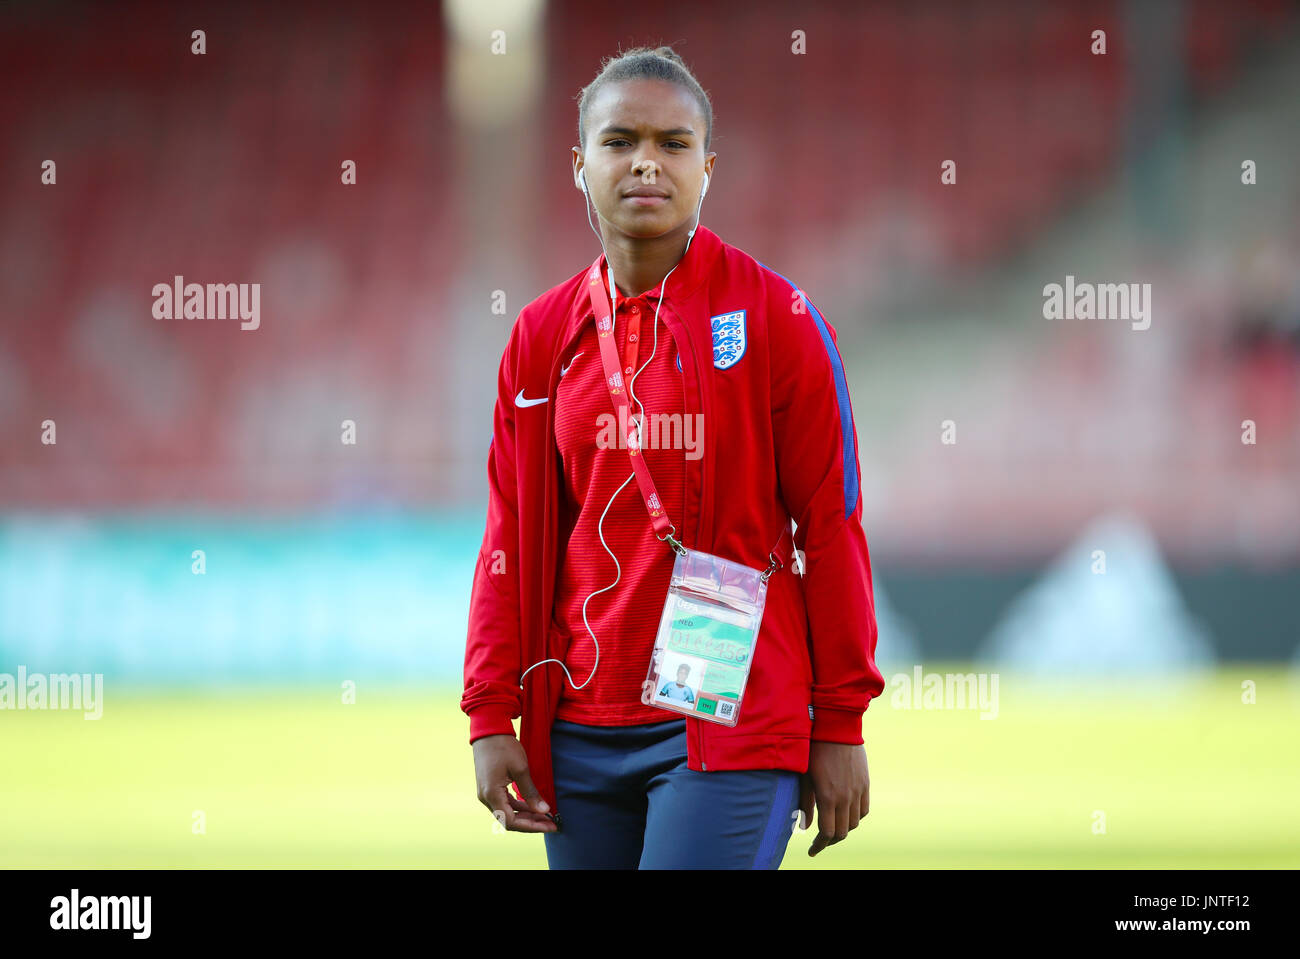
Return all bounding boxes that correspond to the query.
[576,45,713,152]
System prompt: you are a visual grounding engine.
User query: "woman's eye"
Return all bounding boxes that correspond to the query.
[664,141,687,149]
[605,139,630,147]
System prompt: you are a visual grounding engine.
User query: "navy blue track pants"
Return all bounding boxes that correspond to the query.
[542,718,802,869]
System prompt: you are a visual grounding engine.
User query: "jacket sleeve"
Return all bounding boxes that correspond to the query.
[768,283,885,745]
[461,320,525,743]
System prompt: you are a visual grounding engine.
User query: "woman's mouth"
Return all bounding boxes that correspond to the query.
[622,186,670,207]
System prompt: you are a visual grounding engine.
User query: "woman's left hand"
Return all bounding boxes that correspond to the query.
[799,742,870,857]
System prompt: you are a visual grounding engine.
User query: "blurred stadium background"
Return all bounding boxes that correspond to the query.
[1,0,1298,867]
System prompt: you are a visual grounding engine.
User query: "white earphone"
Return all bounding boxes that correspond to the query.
[521,163,711,692]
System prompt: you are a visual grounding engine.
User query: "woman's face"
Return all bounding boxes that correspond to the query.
[574,78,715,240]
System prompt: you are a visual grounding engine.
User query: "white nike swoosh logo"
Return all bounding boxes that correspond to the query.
[515,389,548,407]
[561,352,584,377]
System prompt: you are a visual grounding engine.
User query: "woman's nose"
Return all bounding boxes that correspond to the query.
[632,158,659,183]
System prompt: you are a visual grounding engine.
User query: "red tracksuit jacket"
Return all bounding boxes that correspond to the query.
[462,224,884,813]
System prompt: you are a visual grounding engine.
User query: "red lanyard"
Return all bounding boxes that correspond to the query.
[586,262,683,552]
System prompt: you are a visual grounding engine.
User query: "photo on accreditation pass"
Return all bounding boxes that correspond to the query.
[645,603,754,724]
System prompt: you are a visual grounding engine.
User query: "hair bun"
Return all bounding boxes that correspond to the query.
[577,44,713,152]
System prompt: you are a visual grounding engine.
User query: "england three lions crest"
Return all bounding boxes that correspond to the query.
[710,310,747,369]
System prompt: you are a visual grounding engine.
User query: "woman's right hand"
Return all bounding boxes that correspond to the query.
[472,734,558,832]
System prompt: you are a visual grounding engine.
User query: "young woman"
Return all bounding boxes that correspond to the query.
[462,46,884,869]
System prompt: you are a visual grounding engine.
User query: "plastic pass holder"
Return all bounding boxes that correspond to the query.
[641,545,774,726]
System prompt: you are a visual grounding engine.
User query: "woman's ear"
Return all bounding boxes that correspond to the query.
[572,147,585,193]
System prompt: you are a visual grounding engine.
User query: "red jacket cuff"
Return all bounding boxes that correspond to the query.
[468,703,518,743]
[810,705,865,744]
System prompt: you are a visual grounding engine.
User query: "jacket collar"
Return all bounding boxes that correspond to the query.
[567,224,723,337]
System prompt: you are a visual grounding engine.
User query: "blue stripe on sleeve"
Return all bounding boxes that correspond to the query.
[757,262,859,519]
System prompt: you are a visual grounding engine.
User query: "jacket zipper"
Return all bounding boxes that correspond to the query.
[661,296,709,772]
[693,311,708,772]
[541,316,589,798]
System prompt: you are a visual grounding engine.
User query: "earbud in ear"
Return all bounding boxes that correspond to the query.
[701,172,710,198]
[577,169,589,195]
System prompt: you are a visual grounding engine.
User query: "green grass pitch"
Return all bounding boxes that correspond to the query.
[2,666,1296,868]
